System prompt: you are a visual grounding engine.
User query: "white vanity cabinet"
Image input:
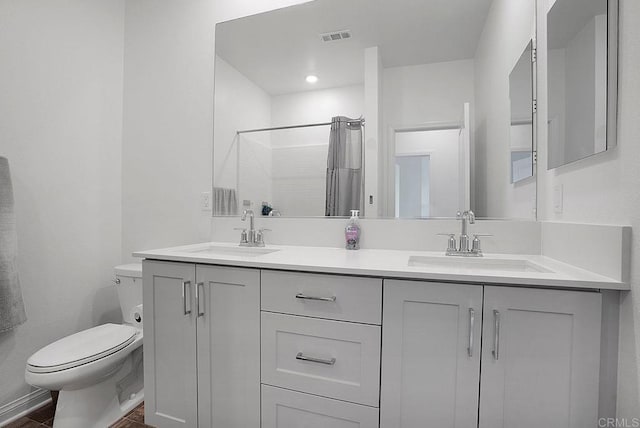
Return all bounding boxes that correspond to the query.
[381,280,603,428]
[478,286,602,428]
[142,259,610,428]
[143,260,260,428]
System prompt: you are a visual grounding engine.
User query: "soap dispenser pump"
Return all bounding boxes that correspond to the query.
[345,210,361,250]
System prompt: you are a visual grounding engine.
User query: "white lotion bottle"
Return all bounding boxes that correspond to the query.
[345,210,361,250]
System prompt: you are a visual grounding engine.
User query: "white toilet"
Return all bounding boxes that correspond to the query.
[25,264,144,428]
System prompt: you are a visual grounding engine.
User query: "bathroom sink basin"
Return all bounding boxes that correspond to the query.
[408,256,552,273]
[184,245,280,257]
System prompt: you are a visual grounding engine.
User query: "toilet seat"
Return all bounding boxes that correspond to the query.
[27,323,138,374]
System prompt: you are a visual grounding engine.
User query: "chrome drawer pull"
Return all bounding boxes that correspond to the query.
[467,308,475,357]
[182,280,192,316]
[295,293,336,302]
[492,310,501,360]
[196,282,205,317]
[296,352,336,366]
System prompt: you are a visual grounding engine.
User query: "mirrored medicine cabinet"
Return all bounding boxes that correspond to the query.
[547,0,618,169]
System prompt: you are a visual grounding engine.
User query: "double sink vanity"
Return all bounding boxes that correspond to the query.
[135,233,626,428]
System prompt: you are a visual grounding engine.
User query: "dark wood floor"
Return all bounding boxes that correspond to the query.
[5,399,153,428]
[4,401,54,428]
[109,403,152,428]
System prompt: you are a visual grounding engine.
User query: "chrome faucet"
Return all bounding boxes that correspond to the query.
[439,210,490,257]
[457,210,475,253]
[236,209,270,247]
[242,209,255,244]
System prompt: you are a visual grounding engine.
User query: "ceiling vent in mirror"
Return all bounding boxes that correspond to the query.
[320,30,352,42]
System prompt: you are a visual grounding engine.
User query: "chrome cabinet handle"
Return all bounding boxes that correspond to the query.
[182,280,192,315]
[296,352,336,365]
[492,310,501,360]
[295,293,336,302]
[467,308,475,357]
[196,282,205,317]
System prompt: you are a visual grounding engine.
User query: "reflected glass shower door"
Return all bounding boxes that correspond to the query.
[395,155,431,218]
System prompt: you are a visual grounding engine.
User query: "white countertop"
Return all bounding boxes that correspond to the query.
[133,242,628,291]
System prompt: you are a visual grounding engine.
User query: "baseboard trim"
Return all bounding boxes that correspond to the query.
[0,389,52,427]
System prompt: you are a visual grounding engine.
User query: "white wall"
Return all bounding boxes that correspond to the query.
[473,0,536,220]
[381,59,475,216]
[121,0,215,260]
[537,0,640,415]
[0,0,125,409]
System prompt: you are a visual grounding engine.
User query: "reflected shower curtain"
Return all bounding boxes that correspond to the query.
[325,116,363,216]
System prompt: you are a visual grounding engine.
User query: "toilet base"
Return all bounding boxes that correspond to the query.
[52,347,143,428]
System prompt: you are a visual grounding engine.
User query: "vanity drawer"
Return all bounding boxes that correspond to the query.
[262,384,379,428]
[261,312,381,406]
[261,270,382,324]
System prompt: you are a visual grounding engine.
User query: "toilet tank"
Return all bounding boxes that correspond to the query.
[114,264,143,326]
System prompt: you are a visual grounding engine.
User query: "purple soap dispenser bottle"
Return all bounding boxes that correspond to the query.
[345,210,361,250]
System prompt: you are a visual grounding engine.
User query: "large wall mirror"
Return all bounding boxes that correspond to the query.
[547,0,618,169]
[213,0,537,219]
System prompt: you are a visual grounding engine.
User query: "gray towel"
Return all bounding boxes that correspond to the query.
[0,157,27,333]
[213,187,238,216]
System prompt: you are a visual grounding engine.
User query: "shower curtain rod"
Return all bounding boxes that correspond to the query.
[236,118,365,135]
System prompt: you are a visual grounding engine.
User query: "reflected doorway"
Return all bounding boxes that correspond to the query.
[394,128,464,218]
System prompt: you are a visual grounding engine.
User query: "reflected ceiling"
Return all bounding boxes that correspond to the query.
[216,0,493,95]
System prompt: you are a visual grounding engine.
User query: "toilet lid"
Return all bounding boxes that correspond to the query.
[27,323,138,373]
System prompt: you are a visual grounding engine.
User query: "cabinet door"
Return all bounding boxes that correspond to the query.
[195,265,260,428]
[479,286,602,428]
[262,385,379,428]
[380,280,483,428]
[143,260,198,427]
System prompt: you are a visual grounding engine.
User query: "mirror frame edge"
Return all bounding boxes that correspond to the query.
[607,0,619,150]
[545,0,619,170]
